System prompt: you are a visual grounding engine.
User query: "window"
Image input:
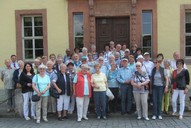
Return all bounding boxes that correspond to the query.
[74,13,84,50]
[22,16,44,60]
[142,11,152,55]
[185,11,191,57]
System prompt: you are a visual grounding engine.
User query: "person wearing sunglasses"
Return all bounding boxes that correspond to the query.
[151,59,168,120]
[131,62,150,120]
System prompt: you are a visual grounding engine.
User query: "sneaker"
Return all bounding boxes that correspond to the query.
[77,118,81,122]
[103,116,107,120]
[58,117,64,121]
[36,119,40,124]
[43,118,48,122]
[32,116,37,120]
[97,116,101,120]
[137,117,141,120]
[82,116,88,120]
[179,115,183,120]
[145,117,150,121]
[152,116,156,120]
[172,112,176,116]
[158,116,162,120]
[7,109,11,113]
[25,117,30,121]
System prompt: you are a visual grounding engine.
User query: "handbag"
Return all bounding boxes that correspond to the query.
[50,86,59,98]
[106,88,114,101]
[32,75,41,102]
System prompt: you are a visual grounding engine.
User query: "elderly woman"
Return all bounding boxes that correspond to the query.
[20,62,36,120]
[67,62,76,114]
[171,59,190,119]
[55,64,71,121]
[13,60,24,117]
[131,62,150,120]
[107,62,119,113]
[73,64,92,122]
[151,59,168,120]
[97,56,108,75]
[91,63,108,120]
[33,58,41,74]
[32,64,50,123]
[46,61,57,114]
[162,59,173,114]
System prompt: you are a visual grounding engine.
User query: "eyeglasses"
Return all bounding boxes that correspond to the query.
[136,65,141,67]
[99,60,103,61]
[153,62,158,64]
[39,68,45,70]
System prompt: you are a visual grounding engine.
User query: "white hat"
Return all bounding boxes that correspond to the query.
[144,52,150,56]
[122,58,128,61]
[136,55,144,60]
[125,49,130,53]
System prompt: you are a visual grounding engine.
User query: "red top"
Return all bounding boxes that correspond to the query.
[75,72,92,98]
[172,70,177,89]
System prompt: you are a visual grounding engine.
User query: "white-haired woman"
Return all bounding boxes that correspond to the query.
[46,61,58,115]
[131,62,150,120]
[55,64,71,120]
[32,64,50,123]
[97,57,108,75]
[82,47,89,61]
[162,59,173,114]
[73,64,92,122]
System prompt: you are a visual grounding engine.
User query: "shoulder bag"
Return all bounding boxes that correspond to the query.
[32,75,41,102]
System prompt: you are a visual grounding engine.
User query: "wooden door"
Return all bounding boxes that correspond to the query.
[96,17,130,52]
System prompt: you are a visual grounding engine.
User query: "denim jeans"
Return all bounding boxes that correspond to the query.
[120,84,132,113]
[152,85,164,116]
[94,91,106,117]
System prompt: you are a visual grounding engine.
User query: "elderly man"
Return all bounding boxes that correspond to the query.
[171,51,187,70]
[63,48,71,64]
[117,58,133,115]
[1,59,15,112]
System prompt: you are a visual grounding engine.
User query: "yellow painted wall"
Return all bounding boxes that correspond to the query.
[0,0,69,67]
[157,0,191,71]
[0,0,68,87]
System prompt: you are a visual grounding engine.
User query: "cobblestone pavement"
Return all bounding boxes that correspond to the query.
[1,115,191,128]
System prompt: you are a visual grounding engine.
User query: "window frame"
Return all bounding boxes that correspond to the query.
[73,12,84,50]
[15,9,48,61]
[141,10,153,56]
[22,15,44,60]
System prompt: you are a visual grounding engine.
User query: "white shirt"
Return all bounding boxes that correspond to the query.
[143,60,154,76]
[11,62,19,69]
[170,60,187,70]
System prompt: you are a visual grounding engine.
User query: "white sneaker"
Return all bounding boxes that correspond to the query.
[43,118,48,122]
[152,116,156,120]
[32,116,37,120]
[36,119,40,124]
[25,117,30,121]
[158,116,162,120]
[172,112,176,116]
[83,116,88,120]
[77,118,81,122]
[179,115,183,120]
[137,117,141,120]
[145,117,150,121]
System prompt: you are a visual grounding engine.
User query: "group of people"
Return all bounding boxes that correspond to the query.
[0,41,190,124]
